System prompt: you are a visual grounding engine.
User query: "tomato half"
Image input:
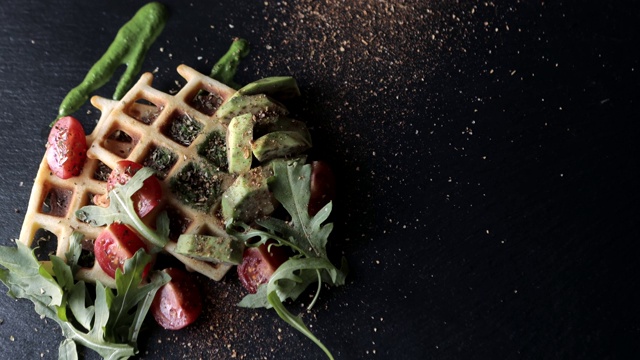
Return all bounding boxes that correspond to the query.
[237,243,289,294]
[151,268,202,330]
[106,160,162,218]
[46,116,87,179]
[94,223,150,279]
[308,160,336,216]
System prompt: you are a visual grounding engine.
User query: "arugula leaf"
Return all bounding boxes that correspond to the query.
[0,240,63,307]
[68,281,95,331]
[75,167,169,249]
[0,233,169,360]
[59,338,78,360]
[105,252,169,344]
[267,291,335,360]
[228,159,348,360]
[268,159,329,257]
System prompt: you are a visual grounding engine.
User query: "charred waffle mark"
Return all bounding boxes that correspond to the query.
[197,131,228,171]
[32,228,58,261]
[143,146,177,179]
[128,99,163,125]
[93,161,112,181]
[105,129,138,158]
[164,206,193,240]
[165,112,203,146]
[78,237,96,268]
[41,186,73,217]
[171,162,223,211]
[191,91,223,116]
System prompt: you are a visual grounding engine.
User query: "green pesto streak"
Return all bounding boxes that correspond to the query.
[57,2,168,120]
[210,38,250,89]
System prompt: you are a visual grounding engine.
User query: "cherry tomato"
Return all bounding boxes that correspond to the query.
[94,223,150,279]
[46,116,87,179]
[151,268,202,330]
[308,161,336,216]
[237,243,289,294]
[106,160,162,218]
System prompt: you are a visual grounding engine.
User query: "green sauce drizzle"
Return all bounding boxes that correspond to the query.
[210,38,250,89]
[57,2,168,119]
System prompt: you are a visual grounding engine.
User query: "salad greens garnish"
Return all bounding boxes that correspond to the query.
[57,2,168,121]
[0,232,169,360]
[227,159,348,360]
[209,37,250,89]
[75,167,170,250]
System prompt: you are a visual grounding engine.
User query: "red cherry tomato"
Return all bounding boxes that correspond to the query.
[106,160,162,218]
[308,161,336,216]
[151,268,202,330]
[46,116,87,179]
[94,223,150,279]
[237,243,289,294]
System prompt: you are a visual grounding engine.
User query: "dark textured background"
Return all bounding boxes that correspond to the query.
[1,1,639,359]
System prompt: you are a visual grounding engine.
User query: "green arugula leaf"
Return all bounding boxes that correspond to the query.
[66,232,83,273]
[269,159,328,257]
[75,167,169,249]
[0,240,63,307]
[0,233,169,360]
[228,159,348,360]
[105,251,169,344]
[59,338,79,360]
[68,281,95,331]
[267,291,335,360]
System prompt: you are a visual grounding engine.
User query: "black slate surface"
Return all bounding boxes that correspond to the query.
[1,1,639,359]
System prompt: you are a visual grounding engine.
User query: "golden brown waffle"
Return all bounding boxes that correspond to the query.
[18,65,242,287]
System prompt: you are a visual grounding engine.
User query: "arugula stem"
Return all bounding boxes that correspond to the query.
[64,324,134,358]
[307,269,322,311]
[239,225,311,258]
[267,292,335,360]
[112,194,165,249]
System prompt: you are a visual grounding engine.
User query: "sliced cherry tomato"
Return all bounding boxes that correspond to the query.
[106,160,162,218]
[237,242,289,294]
[94,223,150,279]
[151,268,202,330]
[46,116,87,179]
[308,160,336,216]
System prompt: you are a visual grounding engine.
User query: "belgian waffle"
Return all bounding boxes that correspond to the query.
[18,65,245,287]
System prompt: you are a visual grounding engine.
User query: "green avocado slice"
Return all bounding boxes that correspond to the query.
[234,76,301,100]
[226,113,254,174]
[254,117,312,145]
[221,166,275,224]
[175,234,245,265]
[251,131,312,162]
[215,94,288,125]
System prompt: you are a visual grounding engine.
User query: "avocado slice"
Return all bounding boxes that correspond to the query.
[226,113,254,174]
[254,117,312,145]
[175,234,245,265]
[252,131,312,162]
[234,76,301,100]
[221,166,276,223]
[215,94,288,125]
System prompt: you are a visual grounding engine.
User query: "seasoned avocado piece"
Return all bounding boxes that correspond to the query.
[254,117,312,145]
[215,94,288,125]
[234,76,301,100]
[221,166,275,223]
[252,131,312,162]
[175,234,245,265]
[226,113,254,174]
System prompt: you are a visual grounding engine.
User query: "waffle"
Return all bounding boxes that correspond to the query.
[18,65,251,287]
